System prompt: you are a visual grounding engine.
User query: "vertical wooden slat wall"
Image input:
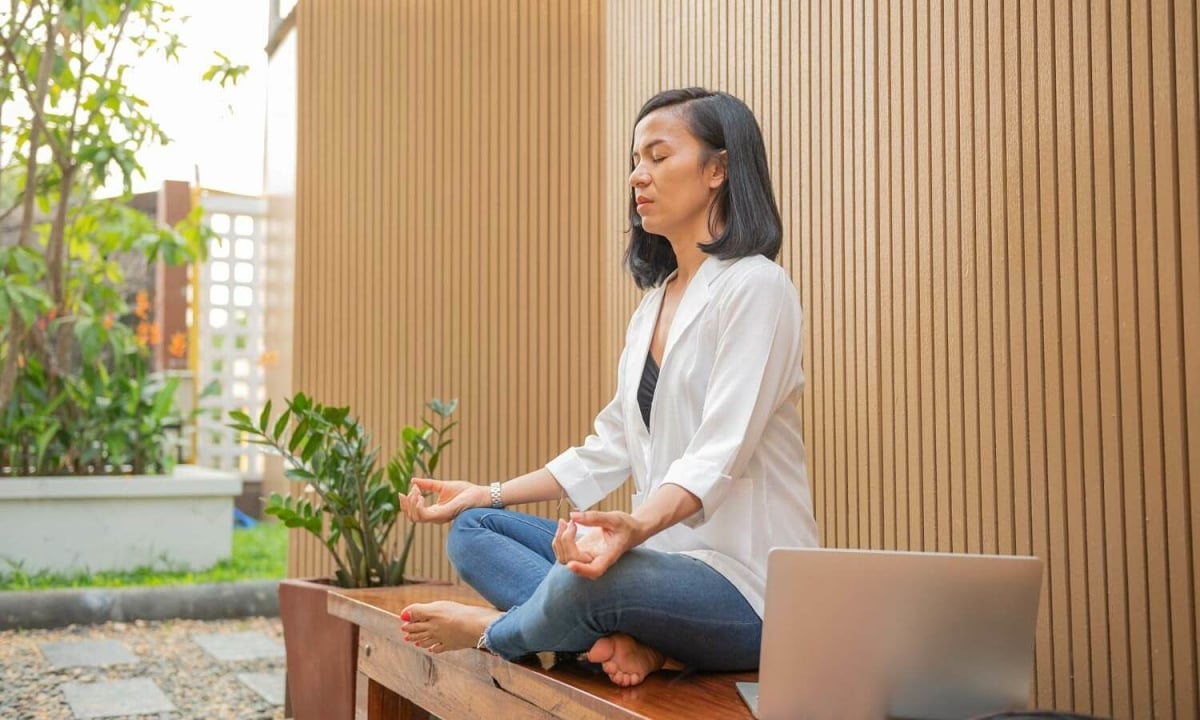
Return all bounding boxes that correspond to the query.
[286,0,1198,716]
[602,1,1196,717]
[290,0,613,586]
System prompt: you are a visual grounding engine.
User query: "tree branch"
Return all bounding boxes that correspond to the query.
[0,3,66,164]
[0,311,28,409]
[75,3,133,157]
[6,4,60,250]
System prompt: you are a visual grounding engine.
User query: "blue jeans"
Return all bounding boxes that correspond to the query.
[446,507,762,671]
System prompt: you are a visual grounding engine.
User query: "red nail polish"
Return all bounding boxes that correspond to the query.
[400,610,411,621]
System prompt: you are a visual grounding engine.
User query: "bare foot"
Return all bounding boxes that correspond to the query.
[400,601,504,654]
[585,634,666,687]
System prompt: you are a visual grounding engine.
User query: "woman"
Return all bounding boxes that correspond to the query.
[397,87,819,688]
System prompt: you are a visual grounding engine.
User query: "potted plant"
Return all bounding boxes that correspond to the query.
[228,392,457,720]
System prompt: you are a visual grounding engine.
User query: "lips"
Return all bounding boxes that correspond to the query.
[635,195,653,207]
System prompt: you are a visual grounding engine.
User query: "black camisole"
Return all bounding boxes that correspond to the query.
[638,351,659,429]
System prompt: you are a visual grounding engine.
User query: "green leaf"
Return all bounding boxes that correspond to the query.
[199,379,222,399]
[259,400,272,432]
[284,468,316,482]
[288,419,309,453]
[272,408,292,443]
[149,387,174,420]
[301,433,322,463]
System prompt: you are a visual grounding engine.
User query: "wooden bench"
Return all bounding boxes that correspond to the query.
[328,584,757,719]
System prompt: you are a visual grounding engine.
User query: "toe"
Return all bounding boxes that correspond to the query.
[586,637,615,664]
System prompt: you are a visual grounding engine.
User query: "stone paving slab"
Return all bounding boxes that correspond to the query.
[37,639,139,669]
[60,678,176,718]
[3,617,286,718]
[191,631,285,661]
[237,671,286,705]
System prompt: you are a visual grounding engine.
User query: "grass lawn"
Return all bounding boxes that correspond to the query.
[0,522,287,591]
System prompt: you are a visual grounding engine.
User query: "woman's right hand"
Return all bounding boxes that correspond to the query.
[399,478,488,524]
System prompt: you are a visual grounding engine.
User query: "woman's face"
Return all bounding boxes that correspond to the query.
[628,108,726,240]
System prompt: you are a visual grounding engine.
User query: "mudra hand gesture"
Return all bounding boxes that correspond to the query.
[552,510,645,579]
[399,478,486,524]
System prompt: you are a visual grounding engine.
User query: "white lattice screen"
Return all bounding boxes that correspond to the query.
[191,194,268,478]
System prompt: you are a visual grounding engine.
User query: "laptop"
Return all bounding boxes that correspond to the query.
[737,548,1043,720]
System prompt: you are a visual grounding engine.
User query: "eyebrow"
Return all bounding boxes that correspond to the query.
[631,139,668,161]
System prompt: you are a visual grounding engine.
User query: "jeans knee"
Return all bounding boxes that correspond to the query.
[446,507,489,568]
[540,564,594,606]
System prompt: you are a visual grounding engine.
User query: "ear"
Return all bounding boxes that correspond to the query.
[707,149,728,189]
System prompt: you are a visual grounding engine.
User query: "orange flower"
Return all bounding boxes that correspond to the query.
[168,332,187,358]
[47,307,57,320]
[258,350,279,367]
[134,290,150,320]
[136,321,152,347]
[102,314,114,330]
[16,354,24,369]
[149,323,161,346]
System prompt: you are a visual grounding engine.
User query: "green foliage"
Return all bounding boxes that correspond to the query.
[0,1,246,476]
[203,50,251,88]
[228,394,459,589]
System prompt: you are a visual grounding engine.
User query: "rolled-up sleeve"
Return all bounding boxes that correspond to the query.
[660,268,803,527]
[545,344,632,510]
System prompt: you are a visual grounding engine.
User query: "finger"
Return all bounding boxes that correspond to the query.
[412,477,441,493]
[561,520,586,558]
[567,554,612,579]
[558,521,577,560]
[411,488,424,522]
[412,492,430,521]
[404,488,420,522]
[552,519,568,562]
[408,489,422,523]
[571,510,618,528]
[403,489,417,522]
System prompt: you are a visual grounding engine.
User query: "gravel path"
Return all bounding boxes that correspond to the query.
[0,616,286,720]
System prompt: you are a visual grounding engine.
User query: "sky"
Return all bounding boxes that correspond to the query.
[104,0,272,198]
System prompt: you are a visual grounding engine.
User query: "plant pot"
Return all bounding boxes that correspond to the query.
[278,576,450,720]
[278,578,357,720]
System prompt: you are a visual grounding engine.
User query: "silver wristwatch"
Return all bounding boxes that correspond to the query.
[489,481,503,509]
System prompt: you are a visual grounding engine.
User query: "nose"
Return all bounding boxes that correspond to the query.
[628,163,650,188]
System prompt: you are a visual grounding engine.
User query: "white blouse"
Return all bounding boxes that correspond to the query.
[545,253,821,617]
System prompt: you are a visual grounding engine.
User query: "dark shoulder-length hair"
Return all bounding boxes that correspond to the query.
[625,87,782,290]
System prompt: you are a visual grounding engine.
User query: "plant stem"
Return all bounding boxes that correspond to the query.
[398,524,417,584]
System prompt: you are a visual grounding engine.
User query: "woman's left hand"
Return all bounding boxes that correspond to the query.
[551,510,645,579]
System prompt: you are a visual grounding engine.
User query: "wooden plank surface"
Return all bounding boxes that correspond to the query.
[329,586,757,720]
